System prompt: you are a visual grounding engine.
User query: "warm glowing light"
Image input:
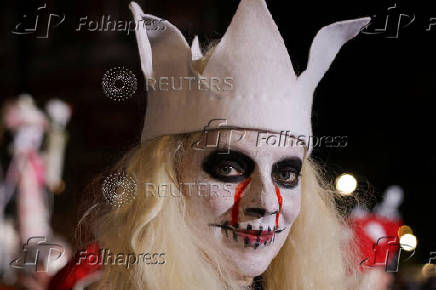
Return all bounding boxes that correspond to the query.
[422,263,436,278]
[399,234,417,251]
[398,225,413,238]
[335,173,357,195]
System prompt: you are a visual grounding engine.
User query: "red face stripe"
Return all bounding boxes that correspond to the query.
[231,178,251,226]
[274,184,282,228]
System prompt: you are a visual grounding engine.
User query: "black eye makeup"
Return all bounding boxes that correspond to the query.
[202,150,255,182]
[272,158,302,189]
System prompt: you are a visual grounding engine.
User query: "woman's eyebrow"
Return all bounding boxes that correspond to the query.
[273,157,303,172]
[203,150,255,166]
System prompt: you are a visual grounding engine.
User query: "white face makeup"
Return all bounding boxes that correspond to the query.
[178,129,305,277]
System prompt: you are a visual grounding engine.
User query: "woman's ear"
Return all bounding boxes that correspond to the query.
[299,17,370,90]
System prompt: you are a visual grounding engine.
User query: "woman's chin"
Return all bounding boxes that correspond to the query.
[218,241,281,278]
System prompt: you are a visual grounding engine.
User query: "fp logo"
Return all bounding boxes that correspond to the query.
[10,236,65,272]
[360,236,415,272]
[361,4,415,39]
[192,119,245,154]
[11,3,65,38]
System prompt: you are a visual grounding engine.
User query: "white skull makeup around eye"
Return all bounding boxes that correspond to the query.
[178,130,305,277]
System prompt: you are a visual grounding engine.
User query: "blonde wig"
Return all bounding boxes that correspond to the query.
[77,134,373,290]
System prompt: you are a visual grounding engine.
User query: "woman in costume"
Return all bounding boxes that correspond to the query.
[51,0,379,289]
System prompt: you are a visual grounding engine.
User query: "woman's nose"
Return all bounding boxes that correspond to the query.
[239,170,279,218]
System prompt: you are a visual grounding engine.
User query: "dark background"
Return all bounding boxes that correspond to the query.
[1,0,435,277]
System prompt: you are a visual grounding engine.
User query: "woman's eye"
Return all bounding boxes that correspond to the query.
[202,150,255,182]
[278,170,295,181]
[216,163,243,176]
[273,168,299,188]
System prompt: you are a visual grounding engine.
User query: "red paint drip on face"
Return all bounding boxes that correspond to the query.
[274,184,283,228]
[231,178,251,226]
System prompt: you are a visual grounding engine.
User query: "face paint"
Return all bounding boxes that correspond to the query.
[274,184,282,229]
[180,130,304,277]
[231,178,251,226]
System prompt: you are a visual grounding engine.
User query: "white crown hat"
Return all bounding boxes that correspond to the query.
[129,0,369,146]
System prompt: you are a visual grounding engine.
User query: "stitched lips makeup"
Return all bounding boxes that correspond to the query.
[211,222,285,248]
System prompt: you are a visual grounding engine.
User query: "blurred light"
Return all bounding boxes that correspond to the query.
[51,180,66,194]
[422,263,436,278]
[398,225,413,238]
[335,173,357,195]
[399,233,417,251]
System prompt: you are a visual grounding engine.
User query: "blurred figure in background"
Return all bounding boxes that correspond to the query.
[350,185,413,290]
[0,95,71,289]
